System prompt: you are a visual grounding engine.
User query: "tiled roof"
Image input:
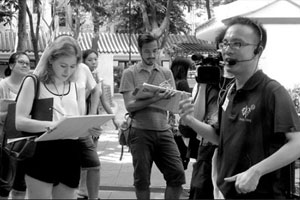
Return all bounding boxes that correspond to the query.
[0,31,216,54]
[0,31,17,52]
[0,31,49,53]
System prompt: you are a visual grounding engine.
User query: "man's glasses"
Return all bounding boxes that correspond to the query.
[17,60,30,66]
[218,41,258,50]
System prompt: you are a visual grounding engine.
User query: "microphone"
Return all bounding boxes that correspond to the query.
[225,56,255,66]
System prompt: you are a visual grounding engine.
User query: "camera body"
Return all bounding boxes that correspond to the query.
[191,54,222,85]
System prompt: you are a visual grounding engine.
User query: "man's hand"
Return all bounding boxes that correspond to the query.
[178,97,194,126]
[224,167,261,194]
[153,88,175,101]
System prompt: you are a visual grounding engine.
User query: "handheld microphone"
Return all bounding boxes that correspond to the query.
[225,56,255,66]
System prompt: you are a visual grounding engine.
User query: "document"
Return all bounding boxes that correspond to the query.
[35,114,115,142]
[133,83,191,113]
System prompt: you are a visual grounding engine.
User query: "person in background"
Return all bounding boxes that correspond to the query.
[82,49,118,127]
[169,56,200,198]
[76,49,119,200]
[119,32,185,199]
[179,16,300,199]
[187,29,234,199]
[0,52,31,199]
[169,57,192,170]
[15,35,101,199]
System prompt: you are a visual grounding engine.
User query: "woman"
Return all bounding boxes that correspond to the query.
[82,49,118,118]
[77,49,119,199]
[0,52,31,199]
[15,36,101,199]
[170,57,193,169]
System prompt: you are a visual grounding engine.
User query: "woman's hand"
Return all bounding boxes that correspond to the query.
[88,126,103,138]
[112,118,120,130]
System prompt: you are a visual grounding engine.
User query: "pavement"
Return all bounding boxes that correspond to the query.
[95,94,195,199]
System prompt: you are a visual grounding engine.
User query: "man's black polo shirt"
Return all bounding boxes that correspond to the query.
[215,70,300,198]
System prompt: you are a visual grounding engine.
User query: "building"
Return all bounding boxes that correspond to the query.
[195,0,300,89]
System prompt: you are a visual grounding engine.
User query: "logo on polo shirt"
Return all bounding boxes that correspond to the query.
[240,104,256,122]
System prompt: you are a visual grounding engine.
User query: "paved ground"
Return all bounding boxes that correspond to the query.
[95,94,195,199]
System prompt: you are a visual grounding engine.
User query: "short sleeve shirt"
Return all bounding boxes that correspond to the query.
[119,62,175,131]
[76,63,96,115]
[216,70,300,198]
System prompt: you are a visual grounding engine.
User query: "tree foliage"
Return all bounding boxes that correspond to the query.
[112,0,191,35]
[0,0,18,25]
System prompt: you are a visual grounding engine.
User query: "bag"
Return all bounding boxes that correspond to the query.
[178,124,198,138]
[118,113,132,160]
[0,135,16,193]
[2,74,53,161]
[4,137,37,161]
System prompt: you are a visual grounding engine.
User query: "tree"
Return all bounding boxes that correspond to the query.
[16,0,27,52]
[0,0,18,25]
[111,0,194,51]
[68,0,111,49]
[112,0,190,35]
[26,0,41,64]
[74,0,111,50]
[0,0,26,52]
[190,0,238,20]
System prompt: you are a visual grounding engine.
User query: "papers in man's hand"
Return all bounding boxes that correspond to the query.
[133,83,191,113]
[35,114,115,142]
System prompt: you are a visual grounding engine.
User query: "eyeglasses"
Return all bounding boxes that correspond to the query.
[218,41,258,50]
[17,60,30,66]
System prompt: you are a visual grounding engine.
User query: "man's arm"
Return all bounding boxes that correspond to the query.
[179,97,220,144]
[123,88,174,113]
[225,131,300,194]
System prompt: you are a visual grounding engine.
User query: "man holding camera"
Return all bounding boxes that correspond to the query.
[179,16,300,199]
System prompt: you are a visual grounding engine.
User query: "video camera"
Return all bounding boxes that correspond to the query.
[191,53,222,85]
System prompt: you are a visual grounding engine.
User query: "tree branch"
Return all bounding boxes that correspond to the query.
[151,0,172,40]
[140,0,151,32]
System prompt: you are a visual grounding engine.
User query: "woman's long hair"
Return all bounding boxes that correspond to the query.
[170,57,192,81]
[34,35,82,83]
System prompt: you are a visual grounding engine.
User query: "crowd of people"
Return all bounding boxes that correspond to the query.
[0,16,300,200]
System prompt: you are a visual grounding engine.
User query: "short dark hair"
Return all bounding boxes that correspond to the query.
[5,52,30,77]
[170,57,192,80]
[215,28,226,48]
[137,33,158,50]
[225,17,267,52]
[82,49,98,63]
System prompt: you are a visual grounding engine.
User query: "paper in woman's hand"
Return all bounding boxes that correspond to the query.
[35,114,115,142]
